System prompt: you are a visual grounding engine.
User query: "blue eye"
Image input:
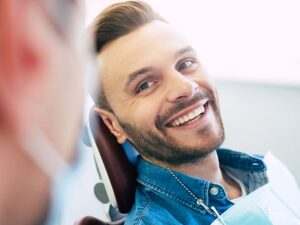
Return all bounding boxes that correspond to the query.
[137,81,154,93]
[178,60,193,71]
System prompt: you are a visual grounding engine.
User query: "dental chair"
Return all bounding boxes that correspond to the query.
[78,108,138,225]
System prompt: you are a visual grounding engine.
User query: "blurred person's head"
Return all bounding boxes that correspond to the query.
[90,1,225,168]
[0,0,86,224]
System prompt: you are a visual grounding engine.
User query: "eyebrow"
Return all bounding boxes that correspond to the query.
[174,46,195,58]
[124,46,195,90]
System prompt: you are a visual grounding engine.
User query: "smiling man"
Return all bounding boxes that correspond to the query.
[89,1,299,225]
[99,22,225,168]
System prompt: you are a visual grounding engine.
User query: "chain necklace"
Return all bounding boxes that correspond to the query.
[167,168,227,225]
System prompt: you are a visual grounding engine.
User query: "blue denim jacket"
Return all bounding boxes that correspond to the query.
[125,148,269,225]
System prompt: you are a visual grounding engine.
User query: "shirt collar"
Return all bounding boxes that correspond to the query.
[217,148,266,171]
[137,148,268,213]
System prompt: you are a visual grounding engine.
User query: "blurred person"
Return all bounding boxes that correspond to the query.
[0,0,87,225]
[89,1,300,224]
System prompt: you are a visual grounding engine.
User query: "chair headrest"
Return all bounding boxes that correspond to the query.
[87,109,137,213]
[75,216,125,225]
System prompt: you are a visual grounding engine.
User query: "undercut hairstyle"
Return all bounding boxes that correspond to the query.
[88,1,167,111]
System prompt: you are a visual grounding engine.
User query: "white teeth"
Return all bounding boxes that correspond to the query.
[170,105,206,127]
[184,115,189,121]
[199,105,205,113]
[188,112,194,120]
[179,117,185,124]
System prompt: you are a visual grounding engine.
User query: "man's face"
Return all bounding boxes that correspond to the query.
[99,21,224,166]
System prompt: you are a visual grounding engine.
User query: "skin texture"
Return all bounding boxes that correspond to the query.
[96,20,242,199]
[0,0,85,224]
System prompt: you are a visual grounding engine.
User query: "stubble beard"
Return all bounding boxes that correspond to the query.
[117,91,225,166]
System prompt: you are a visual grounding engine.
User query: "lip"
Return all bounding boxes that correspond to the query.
[165,99,209,127]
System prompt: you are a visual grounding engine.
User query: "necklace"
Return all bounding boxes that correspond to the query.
[167,168,227,225]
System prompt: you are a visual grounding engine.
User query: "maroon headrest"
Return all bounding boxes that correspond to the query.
[89,109,137,213]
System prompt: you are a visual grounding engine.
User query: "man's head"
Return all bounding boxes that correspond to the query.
[91,1,225,167]
[0,0,85,224]
[89,0,166,112]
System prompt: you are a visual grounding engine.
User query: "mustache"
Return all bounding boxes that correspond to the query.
[155,91,215,130]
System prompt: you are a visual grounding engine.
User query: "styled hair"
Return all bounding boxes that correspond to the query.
[88,1,166,111]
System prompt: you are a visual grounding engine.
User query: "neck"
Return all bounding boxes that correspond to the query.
[148,150,242,200]
[0,130,51,225]
[169,151,223,183]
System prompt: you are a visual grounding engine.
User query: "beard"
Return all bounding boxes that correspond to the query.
[117,91,225,166]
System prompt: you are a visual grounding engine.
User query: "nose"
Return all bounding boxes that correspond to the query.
[165,71,198,103]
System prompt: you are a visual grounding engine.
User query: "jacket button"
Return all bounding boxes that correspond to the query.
[210,186,219,196]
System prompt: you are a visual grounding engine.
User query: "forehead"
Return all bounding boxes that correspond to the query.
[98,21,191,94]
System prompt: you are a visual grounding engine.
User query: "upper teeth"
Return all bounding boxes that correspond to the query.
[171,106,205,127]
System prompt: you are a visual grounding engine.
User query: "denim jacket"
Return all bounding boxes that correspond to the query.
[125,148,269,225]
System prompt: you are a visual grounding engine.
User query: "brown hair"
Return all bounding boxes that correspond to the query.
[88,1,167,111]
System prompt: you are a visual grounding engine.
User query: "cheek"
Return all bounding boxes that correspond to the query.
[123,101,160,128]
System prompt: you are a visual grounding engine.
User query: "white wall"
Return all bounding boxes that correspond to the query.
[85,0,300,86]
[217,81,300,185]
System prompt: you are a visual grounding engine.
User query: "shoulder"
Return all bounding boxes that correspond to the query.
[125,187,153,225]
[124,187,182,225]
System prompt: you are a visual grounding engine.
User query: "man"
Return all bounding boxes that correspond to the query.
[89,1,300,224]
[0,0,86,224]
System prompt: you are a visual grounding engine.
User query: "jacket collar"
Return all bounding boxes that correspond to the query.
[137,148,268,213]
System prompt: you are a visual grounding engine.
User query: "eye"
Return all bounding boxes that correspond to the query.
[136,81,155,93]
[177,59,194,71]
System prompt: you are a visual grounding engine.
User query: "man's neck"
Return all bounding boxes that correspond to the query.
[146,150,242,199]
[168,151,223,183]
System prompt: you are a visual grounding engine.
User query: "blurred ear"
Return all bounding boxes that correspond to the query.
[0,0,24,131]
[94,107,127,144]
[0,0,46,132]
[0,0,42,82]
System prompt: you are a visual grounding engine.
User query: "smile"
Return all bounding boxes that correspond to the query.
[166,101,208,128]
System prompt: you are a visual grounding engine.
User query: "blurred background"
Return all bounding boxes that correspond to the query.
[63,0,300,224]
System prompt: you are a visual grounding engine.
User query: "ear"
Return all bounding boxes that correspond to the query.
[94,107,127,144]
[0,0,35,132]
